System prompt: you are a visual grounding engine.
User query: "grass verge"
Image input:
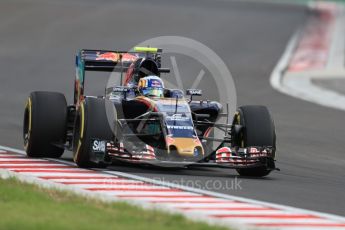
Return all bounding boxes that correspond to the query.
[0,177,229,230]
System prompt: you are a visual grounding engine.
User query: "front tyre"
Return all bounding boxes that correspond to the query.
[232,105,276,177]
[73,98,115,168]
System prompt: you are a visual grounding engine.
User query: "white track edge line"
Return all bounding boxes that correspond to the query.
[1,144,345,224]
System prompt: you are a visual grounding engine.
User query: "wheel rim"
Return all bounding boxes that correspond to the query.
[233,111,245,148]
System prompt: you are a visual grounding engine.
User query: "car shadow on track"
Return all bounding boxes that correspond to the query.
[61,156,276,181]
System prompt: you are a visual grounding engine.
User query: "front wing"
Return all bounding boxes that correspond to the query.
[89,139,277,170]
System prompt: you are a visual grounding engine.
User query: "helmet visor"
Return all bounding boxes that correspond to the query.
[141,87,164,97]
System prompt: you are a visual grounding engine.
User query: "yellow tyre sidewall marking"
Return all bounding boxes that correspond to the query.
[24,98,32,150]
[73,103,85,162]
[80,103,85,139]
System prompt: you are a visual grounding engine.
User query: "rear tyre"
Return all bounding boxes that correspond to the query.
[23,91,67,158]
[232,106,276,177]
[73,97,115,168]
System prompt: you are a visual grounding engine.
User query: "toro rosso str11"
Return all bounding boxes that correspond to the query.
[23,47,277,177]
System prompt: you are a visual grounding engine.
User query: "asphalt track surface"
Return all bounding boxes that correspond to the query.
[1,0,344,216]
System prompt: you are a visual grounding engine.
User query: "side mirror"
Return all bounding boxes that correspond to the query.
[186,89,202,101]
[112,86,130,99]
[113,86,130,93]
[186,89,202,96]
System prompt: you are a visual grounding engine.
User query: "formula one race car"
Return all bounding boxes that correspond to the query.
[23,47,277,177]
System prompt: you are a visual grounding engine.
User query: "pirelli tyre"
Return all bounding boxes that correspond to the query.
[23,91,67,158]
[73,97,115,168]
[232,105,276,177]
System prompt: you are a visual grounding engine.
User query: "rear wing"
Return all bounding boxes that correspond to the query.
[74,47,169,104]
[78,48,162,72]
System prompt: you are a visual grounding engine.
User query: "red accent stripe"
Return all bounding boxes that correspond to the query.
[0,165,74,169]
[180,207,277,211]
[204,127,212,138]
[40,176,114,180]
[254,223,345,227]
[211,214,320,219]
[0,161,57,164]
[60,181,145,185]
[87,188,180,192]
[11,169,95,173]
[136,98,158,112]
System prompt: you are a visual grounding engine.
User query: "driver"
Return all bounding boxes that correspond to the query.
[137,75,164,98]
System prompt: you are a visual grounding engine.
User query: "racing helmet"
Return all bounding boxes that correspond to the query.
[138,76,164,98]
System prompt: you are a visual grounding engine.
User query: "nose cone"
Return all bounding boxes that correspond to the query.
[167,137,204,157]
